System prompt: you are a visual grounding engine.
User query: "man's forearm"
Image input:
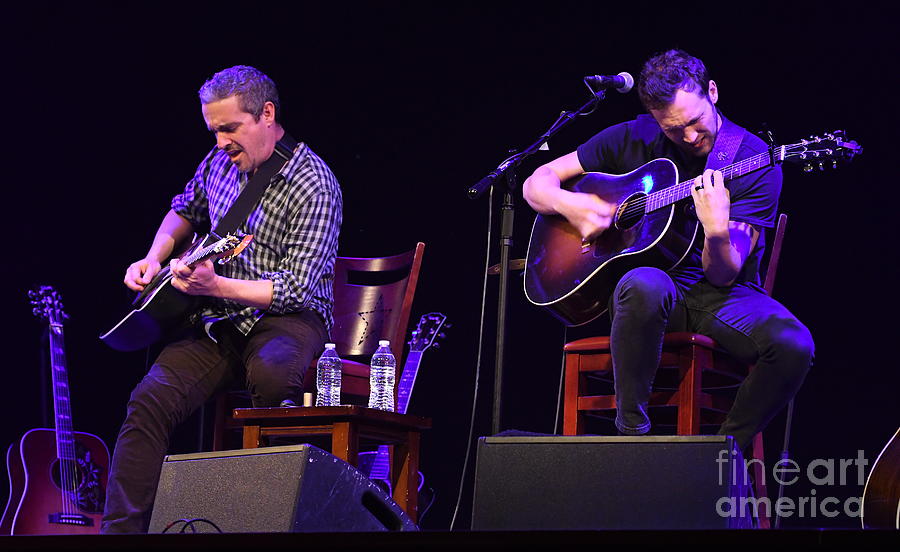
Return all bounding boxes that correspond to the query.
[523,167,567,214]
[212,277,275,310]
[701,222,758,287]
[148,210,195,262]
[702,232,742,286]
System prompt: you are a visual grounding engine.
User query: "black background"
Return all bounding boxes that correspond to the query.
[2,2,896,530]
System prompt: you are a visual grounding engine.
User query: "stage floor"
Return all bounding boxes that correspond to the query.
[0,529,896,550]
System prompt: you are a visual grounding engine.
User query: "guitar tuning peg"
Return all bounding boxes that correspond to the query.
[818,161,825,171]
[803,164,813,173]
[432,343,441,349]
[832,160,838,169]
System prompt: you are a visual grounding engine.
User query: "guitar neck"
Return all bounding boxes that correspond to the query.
[48,325,76,461]
[368,349,425,480]
[182,237,221,267]
[645,148,780,212]
[396,350,423,415]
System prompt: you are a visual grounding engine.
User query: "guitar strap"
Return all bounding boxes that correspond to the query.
[211,132,299,237]
[704,112,744,172]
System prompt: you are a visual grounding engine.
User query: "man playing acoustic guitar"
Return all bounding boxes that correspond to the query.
[523,50,813,452]
[102,66,342,533]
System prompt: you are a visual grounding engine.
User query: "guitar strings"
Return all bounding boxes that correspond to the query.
[604,141,825,222]
[615,151,773,220]
[50,325,77,516]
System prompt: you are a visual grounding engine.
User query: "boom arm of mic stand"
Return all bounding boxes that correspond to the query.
[466,91,606,200]
[466,90,608,435]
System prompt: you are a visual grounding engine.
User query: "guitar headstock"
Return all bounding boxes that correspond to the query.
[408,312,448,353]
[781,130,862,172]
[216,234,254,265]
[29,285,68,328]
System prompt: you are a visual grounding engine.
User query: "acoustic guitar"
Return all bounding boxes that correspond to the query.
[1,287,110,534]
[357,312,448,517]
[523,131,861,326]
[100,233,252,352]
[862,427,900,529]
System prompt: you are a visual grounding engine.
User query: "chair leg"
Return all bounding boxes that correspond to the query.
[676,344,708,435]
[242,425,261,449]
[563,352,584,435]
[331,421,359,465]
[212,394,226,451]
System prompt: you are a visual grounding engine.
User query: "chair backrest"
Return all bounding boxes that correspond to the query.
[762,213,787,297]
[330,242,425,363]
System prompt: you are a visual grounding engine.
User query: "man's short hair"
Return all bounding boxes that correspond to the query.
[637,49,710,112]
[198,65,281,122]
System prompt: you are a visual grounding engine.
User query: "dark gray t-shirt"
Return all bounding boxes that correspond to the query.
[575,113,781,287]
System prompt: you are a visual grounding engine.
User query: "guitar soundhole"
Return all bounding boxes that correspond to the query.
[49,443,105,513]
[614,192,647,231]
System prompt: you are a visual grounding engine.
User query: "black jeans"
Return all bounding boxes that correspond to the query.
[100,311,327,534]
[609,267,814,451]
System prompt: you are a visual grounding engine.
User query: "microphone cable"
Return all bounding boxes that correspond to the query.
[449,185,495,531]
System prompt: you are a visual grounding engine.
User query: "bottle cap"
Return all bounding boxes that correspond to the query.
[324,343,336,349]
[378,339,390,346]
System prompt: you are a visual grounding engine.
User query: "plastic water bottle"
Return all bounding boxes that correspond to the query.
[315,343,342,407]
[367,340,396,411]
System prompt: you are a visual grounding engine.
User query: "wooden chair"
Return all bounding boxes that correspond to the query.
[211,242,425,450]
[562,214,788,529]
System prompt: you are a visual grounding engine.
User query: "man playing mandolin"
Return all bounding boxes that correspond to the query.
[102,66,342,533]
[523,50,813,452]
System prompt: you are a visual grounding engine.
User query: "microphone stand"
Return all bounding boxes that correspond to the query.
[467,89,609,435]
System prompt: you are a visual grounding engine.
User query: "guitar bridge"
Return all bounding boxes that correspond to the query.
[48,513,93,526]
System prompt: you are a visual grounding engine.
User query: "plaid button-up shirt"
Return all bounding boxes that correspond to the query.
[171,142,342,334]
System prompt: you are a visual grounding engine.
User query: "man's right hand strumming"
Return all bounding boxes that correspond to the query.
[124,210,195,292]
[555,191,617,242]
[523,150,616,241]
[124,258,163,292]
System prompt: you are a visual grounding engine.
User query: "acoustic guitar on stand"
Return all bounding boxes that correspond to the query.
[1,287,110,534]
[523,131,862,326]
[357,312,448,519]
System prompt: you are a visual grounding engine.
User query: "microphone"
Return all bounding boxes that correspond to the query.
[584,72,634,93]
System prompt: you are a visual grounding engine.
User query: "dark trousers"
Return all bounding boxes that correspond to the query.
[100,311,327,534]
[610,267,814,451]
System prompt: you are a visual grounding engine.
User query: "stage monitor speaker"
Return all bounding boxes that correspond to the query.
[472,435,753,530]
[148,444,418,533]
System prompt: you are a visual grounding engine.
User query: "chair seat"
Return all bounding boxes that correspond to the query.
[565,332,747,388]
[564,332,718,353]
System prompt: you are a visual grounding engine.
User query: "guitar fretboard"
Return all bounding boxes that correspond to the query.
[49,324,76,462]
[183,238,224,266]
[644,149,778,213]
[368,350,423,480]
